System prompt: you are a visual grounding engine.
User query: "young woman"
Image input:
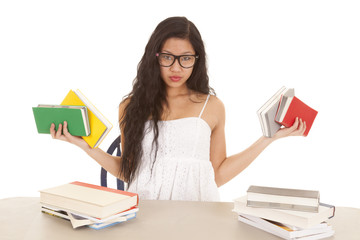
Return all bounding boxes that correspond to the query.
[51,17,306,201]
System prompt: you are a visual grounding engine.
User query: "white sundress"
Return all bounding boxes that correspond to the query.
[127,94,220,201]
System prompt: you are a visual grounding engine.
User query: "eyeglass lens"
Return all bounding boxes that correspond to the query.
[158,53,196,68]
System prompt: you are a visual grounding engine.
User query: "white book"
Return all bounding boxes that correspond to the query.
[247,185,320,212]
[233,196,335,229]
[257,87,294,137]
[240,213,333,239]
[41,205,137,229]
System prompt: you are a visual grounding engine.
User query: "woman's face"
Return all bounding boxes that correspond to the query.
[159,38,196,91]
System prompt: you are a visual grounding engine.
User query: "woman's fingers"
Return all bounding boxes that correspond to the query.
[274,117,308,139]
[62,121,71,137]
[50,123,56,138]
[49,121,88,149]
[55,123,63,138]
[299,120,307,136]
[293,118,306,136]
[291,117,299,130]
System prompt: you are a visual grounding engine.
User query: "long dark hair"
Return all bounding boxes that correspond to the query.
[119,16,214,184]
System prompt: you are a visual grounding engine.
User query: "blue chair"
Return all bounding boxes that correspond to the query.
[101,135,125,190]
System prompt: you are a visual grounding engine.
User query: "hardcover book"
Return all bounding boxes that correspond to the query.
[257,87,295,137]
[61,89,112,148]
[238,214,334,240]
[275,95,318,136]
[32,105,90,136]
[247,185,320,213]
[41,205,138,229]
[233,196,335,229]
[40,181,139,219]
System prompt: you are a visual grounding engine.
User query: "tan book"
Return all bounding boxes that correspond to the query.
[40,182,138,219]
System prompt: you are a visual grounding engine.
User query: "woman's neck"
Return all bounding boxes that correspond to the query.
[166,85,190,99]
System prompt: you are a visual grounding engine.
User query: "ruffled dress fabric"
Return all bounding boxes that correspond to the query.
[127,97,220,201]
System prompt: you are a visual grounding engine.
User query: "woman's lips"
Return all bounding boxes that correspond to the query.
[170,76,181,82]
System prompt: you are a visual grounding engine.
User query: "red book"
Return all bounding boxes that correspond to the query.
[275,96,318,136]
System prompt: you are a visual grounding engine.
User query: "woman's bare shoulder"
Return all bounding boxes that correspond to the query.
[200,94,225,130]
[208,95,225,114]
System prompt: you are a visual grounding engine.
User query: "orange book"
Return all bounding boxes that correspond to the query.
[275,95,318,136]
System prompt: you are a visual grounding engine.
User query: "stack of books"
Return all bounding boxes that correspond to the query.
[32,89,112,148]
[40,181,139,229]
[257,86,318,137]
[233,186,335,240]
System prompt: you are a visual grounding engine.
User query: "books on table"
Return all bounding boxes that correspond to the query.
[234,196,334,229]
[41,205,138,229]
[247,185,320,213]
[32,105,90,136]
[233,185,335,239]
[40,181,139,229]
[61,89,113,148]
[40,181,138,219]
[257,86,317,137]
[238,214,334,240]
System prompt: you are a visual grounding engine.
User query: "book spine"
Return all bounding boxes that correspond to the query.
[70,181,138,199]
[247,201,319,213]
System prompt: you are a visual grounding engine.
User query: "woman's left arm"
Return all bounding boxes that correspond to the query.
[210,99,306,187]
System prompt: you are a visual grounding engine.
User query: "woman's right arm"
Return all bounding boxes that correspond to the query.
[50,122,122,179]
[50,100,128,180]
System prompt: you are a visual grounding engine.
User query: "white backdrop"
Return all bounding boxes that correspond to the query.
[1,0,359,208]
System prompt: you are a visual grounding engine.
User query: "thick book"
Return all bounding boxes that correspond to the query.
[247,185,320,213]
[238,214,334,240]
[41,205,138,229]
[257,87,295,137]
[32,105,90,136]
[61,89,112,148]
[233,196,335,229]
[40,181,139,219]
[275,95,318,136]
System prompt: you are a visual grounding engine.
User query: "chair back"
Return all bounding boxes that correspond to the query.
[101,136,125,190]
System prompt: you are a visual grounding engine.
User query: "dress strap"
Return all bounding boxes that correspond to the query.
[198,94,211,118]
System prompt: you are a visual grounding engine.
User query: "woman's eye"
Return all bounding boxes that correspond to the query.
[181,56,192,61]
[163,55,173,61]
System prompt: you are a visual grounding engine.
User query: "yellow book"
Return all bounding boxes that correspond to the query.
[61,89,112,148]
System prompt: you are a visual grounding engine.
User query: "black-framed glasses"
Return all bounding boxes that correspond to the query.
[156,53,199,68]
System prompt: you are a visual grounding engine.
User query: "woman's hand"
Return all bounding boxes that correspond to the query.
[273,117,306,140]
[50,121,90,151]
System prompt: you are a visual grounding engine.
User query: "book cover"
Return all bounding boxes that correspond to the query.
[233,196,335,229]
[61,89,112,148]
[247,185,320,212]
[88,213,137,230]
[238,214,334,240]
[41,206,137,229]
[257,87,294,137]
[275,96,318,136]
[32,105,90,136]
[40,181,139,219]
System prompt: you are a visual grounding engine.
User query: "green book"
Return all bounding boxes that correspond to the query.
[32,105,90,136]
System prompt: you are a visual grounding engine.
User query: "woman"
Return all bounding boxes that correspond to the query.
[51,17,306,201]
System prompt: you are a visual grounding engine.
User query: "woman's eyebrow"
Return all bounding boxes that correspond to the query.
[161,50,195,55]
